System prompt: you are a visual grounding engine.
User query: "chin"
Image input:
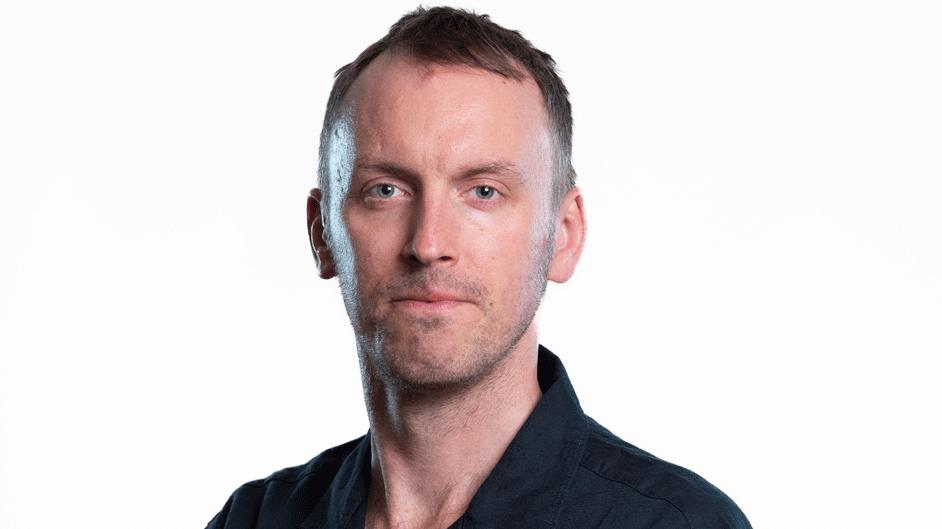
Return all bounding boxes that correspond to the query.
[367,332,511,392]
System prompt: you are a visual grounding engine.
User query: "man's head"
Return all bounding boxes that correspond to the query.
[318,6,576,213]
[307,6,586,392]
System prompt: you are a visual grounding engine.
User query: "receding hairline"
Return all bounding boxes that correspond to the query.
[335,49,544,127]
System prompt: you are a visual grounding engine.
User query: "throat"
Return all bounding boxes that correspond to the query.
[362,337,543,529]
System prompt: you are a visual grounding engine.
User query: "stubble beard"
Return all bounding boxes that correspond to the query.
[337,230,555,395]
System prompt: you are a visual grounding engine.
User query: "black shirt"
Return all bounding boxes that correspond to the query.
[206,346,752,529]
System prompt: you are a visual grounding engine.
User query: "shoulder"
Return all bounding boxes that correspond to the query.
[205,436,363,529]
[563,417,752,529]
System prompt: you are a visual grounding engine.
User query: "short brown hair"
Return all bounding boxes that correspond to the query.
[317,6,576,205]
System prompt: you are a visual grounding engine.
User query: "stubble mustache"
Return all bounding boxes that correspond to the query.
[375,270,488,307]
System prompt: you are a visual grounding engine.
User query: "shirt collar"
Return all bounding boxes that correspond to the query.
[297,431,372,529]
[463,345,589,528]
[302,345,589,529]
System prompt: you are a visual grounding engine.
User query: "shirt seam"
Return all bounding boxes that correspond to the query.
[259,470,321,485]
[238,469,321,488]
[577,463,694,529]
[252,449,357,487]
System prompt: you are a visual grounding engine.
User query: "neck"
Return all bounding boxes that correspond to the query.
[361,330,542,529]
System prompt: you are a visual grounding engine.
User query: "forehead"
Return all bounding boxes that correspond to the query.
[344,52,553,177]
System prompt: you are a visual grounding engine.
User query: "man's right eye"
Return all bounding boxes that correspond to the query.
[369,183,401,199]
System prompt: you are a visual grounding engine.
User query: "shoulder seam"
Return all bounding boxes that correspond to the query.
[258,460,342,486]
[578,462,694,529]
[255,437,365,487]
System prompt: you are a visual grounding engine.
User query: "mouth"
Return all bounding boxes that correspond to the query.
[390,290,474,314]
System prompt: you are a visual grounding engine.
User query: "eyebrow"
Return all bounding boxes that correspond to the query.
[354,160,420,180]
[354,159,526,184]
[458,161,526,184]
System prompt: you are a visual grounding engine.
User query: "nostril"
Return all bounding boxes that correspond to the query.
[424,250,455,264]
[406,253,454,265]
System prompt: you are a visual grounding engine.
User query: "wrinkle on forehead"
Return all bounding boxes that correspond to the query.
[347,53,553,185]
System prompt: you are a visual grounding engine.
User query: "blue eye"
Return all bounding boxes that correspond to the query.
[373,183,398,198]
[474,185,496,199]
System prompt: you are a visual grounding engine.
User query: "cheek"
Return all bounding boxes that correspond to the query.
[471,227,536,284]
[346,217,405,276]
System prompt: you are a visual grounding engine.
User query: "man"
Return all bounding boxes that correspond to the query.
[207,6,751,529]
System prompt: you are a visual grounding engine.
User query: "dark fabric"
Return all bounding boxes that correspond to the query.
[206,346,752,529]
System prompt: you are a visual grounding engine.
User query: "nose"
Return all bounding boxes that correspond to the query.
[403,193,457,267]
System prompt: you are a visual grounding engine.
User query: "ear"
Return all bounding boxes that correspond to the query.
[307,188,337,279]
[547,186,587,283]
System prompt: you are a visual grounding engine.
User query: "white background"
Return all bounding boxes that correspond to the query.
[1,1,940,528]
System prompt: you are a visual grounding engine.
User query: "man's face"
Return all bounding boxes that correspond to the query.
[319,53,564,390]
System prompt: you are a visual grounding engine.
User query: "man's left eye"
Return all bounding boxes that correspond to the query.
[473,185,497,200]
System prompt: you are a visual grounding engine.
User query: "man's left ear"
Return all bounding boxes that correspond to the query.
[547,187,587,283]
